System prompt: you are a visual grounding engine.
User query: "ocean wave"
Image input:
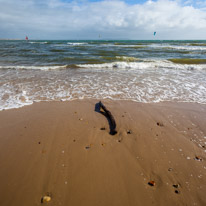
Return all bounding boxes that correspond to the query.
[169,58,206,64]
[114,44,148,48]
[67,42,88,46]
[0,65,67,71]
[77,59,206,71]
[1,58,206,71]
[189,43,206,46]
[29,41,48,44]
[149,44,206,51]
[102,56,140,62]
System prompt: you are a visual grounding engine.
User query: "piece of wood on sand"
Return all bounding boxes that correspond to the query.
[95,101,117,135]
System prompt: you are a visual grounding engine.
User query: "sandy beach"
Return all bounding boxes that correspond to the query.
[0,99,206,206]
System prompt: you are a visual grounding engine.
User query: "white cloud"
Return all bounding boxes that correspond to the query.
[0,0,206,39]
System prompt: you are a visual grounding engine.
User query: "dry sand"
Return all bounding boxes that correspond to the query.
[0,100,206,206]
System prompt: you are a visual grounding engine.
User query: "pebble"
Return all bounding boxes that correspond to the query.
[157,122,164,127]
[173,184,180,188]
[148,181,155,186]
[195,156,202,161]
[41,196,51,203]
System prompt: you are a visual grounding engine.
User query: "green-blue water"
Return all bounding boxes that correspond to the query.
[1,40,206,66]
[0,40,206,110]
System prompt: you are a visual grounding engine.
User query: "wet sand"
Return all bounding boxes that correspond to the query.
[0,100,206,206]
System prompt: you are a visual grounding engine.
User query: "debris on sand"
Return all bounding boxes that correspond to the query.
[97,101,117,135]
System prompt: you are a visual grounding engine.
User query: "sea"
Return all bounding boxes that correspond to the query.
[0,40,206,110]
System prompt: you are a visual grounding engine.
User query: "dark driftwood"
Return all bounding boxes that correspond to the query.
[95,101,117,135]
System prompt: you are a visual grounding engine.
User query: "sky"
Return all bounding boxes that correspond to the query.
[0,0,206,40]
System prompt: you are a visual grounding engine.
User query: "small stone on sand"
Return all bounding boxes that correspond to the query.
[195,156,202,161]
[148,181,155,186]
[41,196,51,203]
[100,127,106,130]
[157,122,164,127]
[173,184,180,188]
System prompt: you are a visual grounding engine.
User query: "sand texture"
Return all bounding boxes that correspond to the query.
[0,100,206,206]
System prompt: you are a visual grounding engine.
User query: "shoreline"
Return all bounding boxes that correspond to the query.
[0,99,206,206]
[1,98,206,112]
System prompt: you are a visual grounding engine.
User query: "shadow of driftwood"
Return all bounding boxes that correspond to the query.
[95,101,117,135]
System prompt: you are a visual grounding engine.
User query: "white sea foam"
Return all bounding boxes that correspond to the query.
[148,44,206,51]
[67,42,87,46]
[29,41,48,44]
[1,60,205,72]
[77,59,206,71]
[1,59,206,111]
